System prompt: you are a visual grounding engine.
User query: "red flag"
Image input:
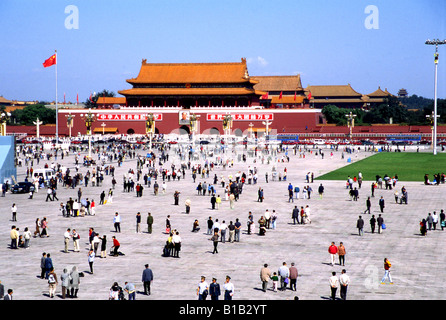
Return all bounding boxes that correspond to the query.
[261,93,268,99]
[43,54,57,68]
[294,91,297,101]
[308,91,312,99]
[89,93,93,102]
[279,91,283,99]
[76,93,79,105]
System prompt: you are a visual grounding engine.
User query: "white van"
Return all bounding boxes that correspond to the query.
[33,168,56,182]
[313,139,326,145]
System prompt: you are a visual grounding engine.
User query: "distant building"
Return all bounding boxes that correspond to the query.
[305,84,364,109]
[398,88,408,98]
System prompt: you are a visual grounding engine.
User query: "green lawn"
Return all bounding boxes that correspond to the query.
[316,152,446,182]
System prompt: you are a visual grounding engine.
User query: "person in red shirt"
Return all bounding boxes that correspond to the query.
[112,236,120,257]
[328,242,338,266]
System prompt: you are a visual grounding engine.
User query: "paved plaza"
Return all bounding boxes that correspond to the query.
[1,139,445,301]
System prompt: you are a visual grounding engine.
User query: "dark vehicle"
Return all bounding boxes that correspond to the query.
[11,182,35,194]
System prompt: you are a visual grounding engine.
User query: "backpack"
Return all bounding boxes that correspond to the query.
[48,274,56,284]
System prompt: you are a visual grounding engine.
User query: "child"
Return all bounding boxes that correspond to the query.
[271,272,279,292]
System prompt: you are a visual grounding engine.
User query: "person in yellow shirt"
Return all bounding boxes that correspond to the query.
[10,226,19,249]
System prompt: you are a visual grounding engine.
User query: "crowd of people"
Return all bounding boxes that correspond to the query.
[1,136,444,301]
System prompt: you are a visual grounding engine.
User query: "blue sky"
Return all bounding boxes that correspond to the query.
[0,0,445,102]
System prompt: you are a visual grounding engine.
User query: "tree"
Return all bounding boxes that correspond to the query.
[84,89,116,109]
[10,104,56,125]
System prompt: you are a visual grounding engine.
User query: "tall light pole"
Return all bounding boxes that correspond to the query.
[66,113,75,138]
[145,113,155,152]
[190,113,200,154]
[0,112,11,136]
[345,111,356,144]
[425,39,446,155]
[82,109,96,158]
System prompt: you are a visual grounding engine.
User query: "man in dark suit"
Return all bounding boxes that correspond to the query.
[209,278,221,300]
[4,289,13,300]
[379,196,385,213]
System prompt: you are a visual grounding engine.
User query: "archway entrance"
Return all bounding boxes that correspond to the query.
[127,128,135,134]
[179,125,190,135]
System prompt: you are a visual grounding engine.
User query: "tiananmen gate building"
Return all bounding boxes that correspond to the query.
[57,58,391,137]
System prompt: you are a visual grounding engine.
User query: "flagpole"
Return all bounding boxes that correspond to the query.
[55,50,58,142]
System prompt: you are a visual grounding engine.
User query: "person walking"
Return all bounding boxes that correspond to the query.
[185,198,191,214]
[370,215,376,233]
[197,276,209,300]
[357,215,364,236]
[338,242,346,266]
[99,235,107,258]
[377,214,384,234]
[124,282,136,300]
[223,276,234,300]
[328,242,338,266]
[292,206,300,225]
[364,197,371,214]
[211,231,219,254]
[136,212,142,234]
[44,253,53,279]
[11,203,17,221]
[339,269,350,300]
[329,271,339,300]
[60,268,70,299]
[64,228,71,253]
[47,268,58,298]
[379,196,385,213]
[113,212,121,233]
[72,229,80,252]
[88,249,95,274]
[147,212,153,233]
[69,266,80,298]
[278,262,290,291]
[209,278,221,300]
[381,258,393,284]
[142,264,154,295]
[289,262,298,291]
[40,252,47,279]
[260,264,271,292]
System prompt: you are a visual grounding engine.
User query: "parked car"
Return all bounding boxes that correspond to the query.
[11,182,35,194]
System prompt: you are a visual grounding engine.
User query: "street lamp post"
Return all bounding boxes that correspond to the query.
[222,114,233,154]
[345,112,356,144]
[426,111,440,149]
[0,112,11,136]
[190,113,200,155]
[425,38,446,155]
[145,113,156,152]
[65,113,75,138]
[82,109,96,158]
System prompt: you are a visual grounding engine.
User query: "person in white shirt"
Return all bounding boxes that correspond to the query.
[11,203,17,221]
[113,212,121,233]
[264,210,271,229]
[219,221,227,243]
[339,269,350,300]
[329,271,339,300]
[278,262,290,291]
[197,276,209,300]
[223,276,234,300]
[64,228,71,253]
[212,219,220,234]
[172,231,181,258]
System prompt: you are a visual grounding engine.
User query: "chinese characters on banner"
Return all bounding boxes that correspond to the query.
[96,113,163,121]
[206,113,273,121]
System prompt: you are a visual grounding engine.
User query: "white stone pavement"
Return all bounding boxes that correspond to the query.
[0,142,445,300]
